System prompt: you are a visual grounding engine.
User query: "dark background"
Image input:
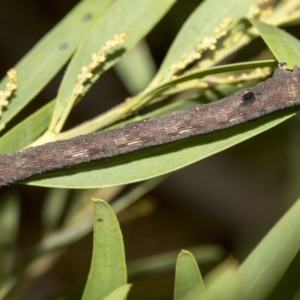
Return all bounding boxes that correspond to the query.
[1,1,300,299]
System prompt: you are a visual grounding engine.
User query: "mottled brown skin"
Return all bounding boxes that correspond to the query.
[1,65,300,187]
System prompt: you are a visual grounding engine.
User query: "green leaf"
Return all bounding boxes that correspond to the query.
[82,199,126,300]
[102,284,132,300]
[0,0,113,131]
[0,100,54,154]
[249,19,300,68]
[49,0,175,133]
[236,196,300,300]
[153,0,252,83]
[174,250,205,300]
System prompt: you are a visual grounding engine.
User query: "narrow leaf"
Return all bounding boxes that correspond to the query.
[174,250,205,300]
[0,101,54,154]
[249,19,300,68]
[49,0,175,132]
[237,196,300,300]
[82,199,126,300]
[0,0,113,130]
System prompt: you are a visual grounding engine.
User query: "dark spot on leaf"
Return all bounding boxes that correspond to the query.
[241,92,256,106]
[97,218,103,222]
[82,13,92,22]
[59,42,68,50]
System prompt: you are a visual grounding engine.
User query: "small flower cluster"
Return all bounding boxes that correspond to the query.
[0,69,17,115]
[195,67,271,91]
[195,17,232,52]
[73,32,126,96]
[250,0,273,19]
[226,67,271,86]
[168,17,232,79]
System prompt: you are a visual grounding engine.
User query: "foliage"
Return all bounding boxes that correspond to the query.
[1,0,300,299]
